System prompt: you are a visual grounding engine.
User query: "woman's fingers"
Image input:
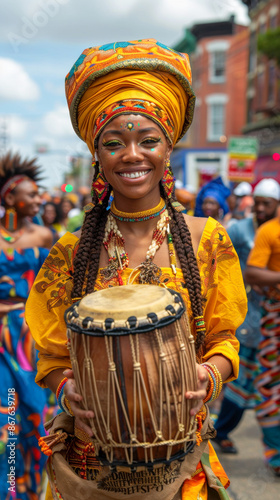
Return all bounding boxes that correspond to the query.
[184,363,210,416]
[75,416,94,437]
[190,401,203,416]
[185,389,207,401]
[63,378,95,428]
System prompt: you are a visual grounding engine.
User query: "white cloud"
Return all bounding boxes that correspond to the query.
[1,0,249,47]
[0,114,28,139]
[0,58,40,100]
[43,105,73,138]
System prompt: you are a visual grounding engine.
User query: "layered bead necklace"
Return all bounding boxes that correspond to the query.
[101,198,177,286]
[0,226,24,244]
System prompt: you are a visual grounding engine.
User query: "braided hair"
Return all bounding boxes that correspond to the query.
[72,165,205,354]
[0,151,43,193]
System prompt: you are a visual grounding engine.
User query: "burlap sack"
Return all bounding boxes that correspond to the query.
[44,409,216,500]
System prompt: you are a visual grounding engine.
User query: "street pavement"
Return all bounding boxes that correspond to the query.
[211,410,280,500]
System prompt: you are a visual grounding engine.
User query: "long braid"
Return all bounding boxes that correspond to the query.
[72,190,110,299]
[162,189,205,354]
[86,202,109,294]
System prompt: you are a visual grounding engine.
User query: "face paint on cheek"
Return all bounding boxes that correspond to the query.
[18,202,25,208]
[111,152,115,155]
[151,148,155,152]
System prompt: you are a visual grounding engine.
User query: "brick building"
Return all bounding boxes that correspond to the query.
[172,17,249,189]
[242,0,280,182]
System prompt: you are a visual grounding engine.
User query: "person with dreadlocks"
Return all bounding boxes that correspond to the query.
[0,152,53,499]
[26,40,247,500]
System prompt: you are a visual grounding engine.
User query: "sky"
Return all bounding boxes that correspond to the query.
[0,0,249,190]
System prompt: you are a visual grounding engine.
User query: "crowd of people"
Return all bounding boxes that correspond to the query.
[0,38,279,500]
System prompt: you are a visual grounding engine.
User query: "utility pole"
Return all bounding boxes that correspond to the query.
[0,117,8,154]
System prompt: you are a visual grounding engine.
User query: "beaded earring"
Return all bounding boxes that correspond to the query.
[161,159,175,199]
[5,207,17,231]
[91,158,109,205]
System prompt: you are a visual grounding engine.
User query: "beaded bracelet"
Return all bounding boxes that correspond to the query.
[60,394,74,416]
[202,363,223,404]
[56,377,68,412]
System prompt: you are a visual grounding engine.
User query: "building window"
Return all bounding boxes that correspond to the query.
[247,98,254,123]
[257,72,264,108]
[268,63,276,103]
[208,103,225,141]
[248,32,257,73]
[210,51,226,83]
[269,15,277,29]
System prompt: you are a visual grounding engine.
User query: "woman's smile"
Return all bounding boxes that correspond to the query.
[118,169,150,179]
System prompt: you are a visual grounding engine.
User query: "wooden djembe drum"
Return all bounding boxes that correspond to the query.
[65,285,198,468]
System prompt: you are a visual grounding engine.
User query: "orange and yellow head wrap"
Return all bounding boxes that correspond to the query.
[65,39,195,156]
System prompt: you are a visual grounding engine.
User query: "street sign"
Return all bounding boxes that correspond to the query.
[228,137,259,156]
[228,136,259,182]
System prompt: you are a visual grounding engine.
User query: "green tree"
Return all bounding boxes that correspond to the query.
[257,27,280,66]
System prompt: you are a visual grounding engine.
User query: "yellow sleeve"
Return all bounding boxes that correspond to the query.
[197,218,247,382]
[25,232,79,387]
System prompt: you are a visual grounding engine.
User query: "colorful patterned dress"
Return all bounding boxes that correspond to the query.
[247,217,280,469]
[0,246,50,500]
[214,217,262,443]
[26,217,247,499]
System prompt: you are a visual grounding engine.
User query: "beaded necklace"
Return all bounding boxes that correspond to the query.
[101,209,176,285]
[110,198,166,222]
[0,226,24,244]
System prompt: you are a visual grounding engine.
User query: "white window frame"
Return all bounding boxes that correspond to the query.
[205,94,228,142]
[206,40,230,84]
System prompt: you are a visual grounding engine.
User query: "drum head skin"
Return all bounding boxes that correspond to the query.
[80,285,178,319]
[65,285,186,335]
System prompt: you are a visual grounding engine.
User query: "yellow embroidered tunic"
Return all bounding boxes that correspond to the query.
[26,217,247,499]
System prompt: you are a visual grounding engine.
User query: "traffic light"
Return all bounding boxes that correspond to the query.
[61,183,73,193]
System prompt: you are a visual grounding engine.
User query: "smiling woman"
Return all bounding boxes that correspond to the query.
[25,39,247,500]
[0,152,53,500]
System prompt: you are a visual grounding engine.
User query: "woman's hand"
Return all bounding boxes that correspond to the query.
[63,369,94,436]
[185,363,209,416]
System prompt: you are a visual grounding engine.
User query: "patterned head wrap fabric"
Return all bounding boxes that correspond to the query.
[65,39,195,155]
[194,177,231,217]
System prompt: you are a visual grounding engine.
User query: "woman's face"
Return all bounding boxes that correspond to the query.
[42,204,57,225]
[10,179,41,218]
[202,196,220,218]
[60,199,73,217]
[97,114,172,208]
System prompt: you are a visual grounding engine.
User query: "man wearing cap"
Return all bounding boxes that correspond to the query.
[214,179,280,458]
[244,178,280,476]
